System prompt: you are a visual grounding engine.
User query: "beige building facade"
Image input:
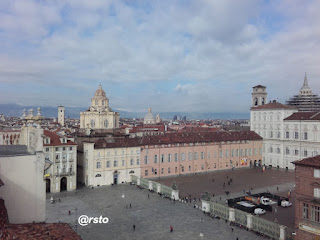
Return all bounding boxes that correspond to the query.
[80,141,141,187]
[43,130,77,193]
[80,85,119,130]
[140,133,263,178]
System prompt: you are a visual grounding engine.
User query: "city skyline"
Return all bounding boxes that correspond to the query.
[1,0,320,113]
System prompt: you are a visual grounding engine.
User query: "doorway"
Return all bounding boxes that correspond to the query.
[113,173,118,185]
[46,179,51,193]
[60,177,67,191]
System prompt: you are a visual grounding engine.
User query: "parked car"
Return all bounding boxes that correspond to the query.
[254,208,266,215]
[281,200,292,207]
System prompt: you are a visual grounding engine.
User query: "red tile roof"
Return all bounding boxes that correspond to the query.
[293,155,320,168]
[43,130,77,146]
[4,223,81,240]
[284,112,320,121]
[93,131,262,149]
[179,126,219,133]
[251,101,297,110]
[0,199,81,240]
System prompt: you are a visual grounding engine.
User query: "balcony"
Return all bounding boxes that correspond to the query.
[55,171,75,177]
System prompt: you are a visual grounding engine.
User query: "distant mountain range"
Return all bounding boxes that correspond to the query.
[0,104,249,120]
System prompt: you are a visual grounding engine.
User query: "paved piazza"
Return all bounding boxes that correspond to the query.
[155,168,294,199]
[46,168,295,240]
[47,186,264,240]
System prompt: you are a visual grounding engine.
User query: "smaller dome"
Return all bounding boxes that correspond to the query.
[94,84,107,97]
[144,108,155,124]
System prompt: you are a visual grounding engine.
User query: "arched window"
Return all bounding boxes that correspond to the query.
[95,100,98,105]
[95,174,102,177]
[91,120,95,128]
[104,120,109,128]
[262,98,265,105]
[254,98,258,106]
[129,170,135,174]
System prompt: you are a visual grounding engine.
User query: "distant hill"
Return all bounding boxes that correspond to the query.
[0,104,249,120]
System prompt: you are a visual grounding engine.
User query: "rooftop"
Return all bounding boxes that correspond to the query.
[293,155,320,168]
[0,198,80,240]
[0,145,31,157]
[43,130,77,147]
[251,101,297,110]
[284,112,320,121]
[252,85,266,88]
[92,131,262,149]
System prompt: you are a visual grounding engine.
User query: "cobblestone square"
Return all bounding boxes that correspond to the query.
[47,183,265,240]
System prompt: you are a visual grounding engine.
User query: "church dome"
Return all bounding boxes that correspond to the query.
[144,108,156,124]
[94,84,107,98]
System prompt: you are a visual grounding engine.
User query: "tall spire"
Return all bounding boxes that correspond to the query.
[299,72,312,95]
[303,72,308,87]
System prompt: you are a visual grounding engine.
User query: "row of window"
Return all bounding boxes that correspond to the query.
[96,159,140,168]
[44,138,68,144]
[252,114,281,122]
[54,153,74,161]
[266,146,318,157]
[96,150,140,157]
[46,146,73,152]
[144,162,240,176]
[144,149,260,164]
[143,141,250,152]
[94,99,105,105]
[256,131,311,140]
[303,203,320,223]
[55,164,73,174]
[285,131,309,140]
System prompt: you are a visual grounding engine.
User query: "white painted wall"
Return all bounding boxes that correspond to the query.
[0,152,46,223]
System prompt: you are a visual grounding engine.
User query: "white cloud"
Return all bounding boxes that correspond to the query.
[0,0,320,114]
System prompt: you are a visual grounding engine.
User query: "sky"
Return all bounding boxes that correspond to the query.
[1,0,320,113]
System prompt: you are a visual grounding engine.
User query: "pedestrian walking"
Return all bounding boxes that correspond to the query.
[68,210,71,215]
[130,203,132,208]
[59,198,61,202]
[133,225,135,231]
[174,198,175,204]
[170,226,173,232]
[148,194,150,199]
[277,187,279,191]
[232,228,233,232]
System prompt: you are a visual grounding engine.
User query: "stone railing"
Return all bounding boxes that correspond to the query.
[130,176,179,200]
[202,200,286,240]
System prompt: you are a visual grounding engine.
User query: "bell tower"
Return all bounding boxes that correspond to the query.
[252,85,267,107]
[58,106,65,126]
